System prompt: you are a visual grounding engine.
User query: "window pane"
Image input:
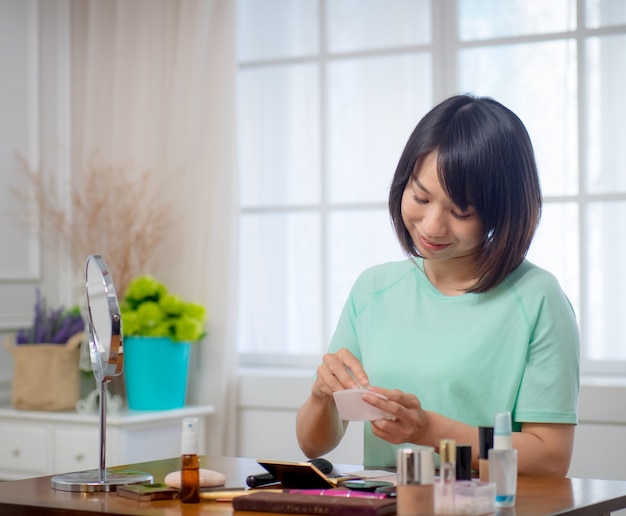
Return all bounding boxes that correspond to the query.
[238,213,322,354]
[237,0,319,61]
[459,40,578,197]
[326,209,405,342]
[458,0,576,41]
[586,35,626,193]
[238,64,321,207]
[327,53,432,204]
[236,0,626,372]
[527,203,580,321]
[586,0,626,28]
[586,202,626,360]
[326,0,431,53]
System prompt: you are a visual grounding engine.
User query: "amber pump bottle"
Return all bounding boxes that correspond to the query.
[180,417,200,503]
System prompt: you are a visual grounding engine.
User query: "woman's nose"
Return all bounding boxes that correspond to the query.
[421,206,446,237]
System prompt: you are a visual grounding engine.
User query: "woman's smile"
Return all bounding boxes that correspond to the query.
[418,233,451,252]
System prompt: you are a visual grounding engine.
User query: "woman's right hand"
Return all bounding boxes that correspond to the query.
[297,348,363,458]
[311,348,369,400]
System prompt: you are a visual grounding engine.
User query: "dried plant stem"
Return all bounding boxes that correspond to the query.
[11,153,173,297]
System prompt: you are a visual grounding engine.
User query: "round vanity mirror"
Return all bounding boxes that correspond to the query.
[51,255,152,492]
[85,255,123,382]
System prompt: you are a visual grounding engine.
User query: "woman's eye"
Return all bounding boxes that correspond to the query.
[413,195,428,204]
[452,210,472,220]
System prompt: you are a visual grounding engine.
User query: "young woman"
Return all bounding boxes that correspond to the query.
[296,94,580,476]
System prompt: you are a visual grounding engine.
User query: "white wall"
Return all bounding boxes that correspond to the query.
[568,378,626,480]
[0,0,72,404]
[236,368,363,465]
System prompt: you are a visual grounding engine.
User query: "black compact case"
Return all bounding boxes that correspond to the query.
[255,459,338,489]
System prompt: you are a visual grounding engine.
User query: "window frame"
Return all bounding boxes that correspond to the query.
[237,0,626,375]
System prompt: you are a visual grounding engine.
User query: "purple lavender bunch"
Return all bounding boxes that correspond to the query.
[15,289,85,345]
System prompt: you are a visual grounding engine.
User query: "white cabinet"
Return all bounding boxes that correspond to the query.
[0,405,215,480]
[0,421,49,478]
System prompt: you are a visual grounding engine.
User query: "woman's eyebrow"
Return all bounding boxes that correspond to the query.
[413,175,430,194]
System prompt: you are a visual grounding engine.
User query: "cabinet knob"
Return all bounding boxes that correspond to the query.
[11,448,20,458]
[75,452,84,462]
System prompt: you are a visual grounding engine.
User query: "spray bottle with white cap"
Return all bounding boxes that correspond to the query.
[180,417,200,503]
[488,411,517,507]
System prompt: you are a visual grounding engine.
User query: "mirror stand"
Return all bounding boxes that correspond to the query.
[51,255,152,492]
[50,378,152,492]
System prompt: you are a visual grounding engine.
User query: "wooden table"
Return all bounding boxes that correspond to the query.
[0,456,625,515]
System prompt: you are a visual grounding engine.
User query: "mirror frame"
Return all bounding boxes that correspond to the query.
[85,255,124,382]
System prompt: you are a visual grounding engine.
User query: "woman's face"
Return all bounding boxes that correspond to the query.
[401,151,485,266]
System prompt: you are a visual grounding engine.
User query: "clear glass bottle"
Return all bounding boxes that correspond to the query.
[489,412,517,508]
[438,439,456,515]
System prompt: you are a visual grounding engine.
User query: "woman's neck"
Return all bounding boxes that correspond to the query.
[423,257,478,296]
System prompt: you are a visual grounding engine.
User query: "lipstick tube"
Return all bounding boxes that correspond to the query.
[478,426,494,483]
[455,444,472,481]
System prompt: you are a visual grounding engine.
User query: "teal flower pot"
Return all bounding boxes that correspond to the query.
[123,336,191,411]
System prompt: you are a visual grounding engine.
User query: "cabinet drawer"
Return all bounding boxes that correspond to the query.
[53,428,99,474]
[0,423,48,476]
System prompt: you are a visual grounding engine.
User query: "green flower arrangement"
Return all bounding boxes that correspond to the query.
[120,275,207,343]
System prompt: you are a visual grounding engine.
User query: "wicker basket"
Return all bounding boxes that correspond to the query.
[5,332,83,411]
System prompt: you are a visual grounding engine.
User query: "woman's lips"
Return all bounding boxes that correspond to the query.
[418,234,450,252]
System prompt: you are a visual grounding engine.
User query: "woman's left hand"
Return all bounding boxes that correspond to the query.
[363,386,576,476]
[362,386,430,445]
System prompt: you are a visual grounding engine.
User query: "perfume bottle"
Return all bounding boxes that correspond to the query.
[396,446,435,516]
[489,412,517,507]
[180,417,200,503]
[438,439,456,515]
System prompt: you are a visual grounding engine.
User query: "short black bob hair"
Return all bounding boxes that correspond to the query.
[389,93,542,293]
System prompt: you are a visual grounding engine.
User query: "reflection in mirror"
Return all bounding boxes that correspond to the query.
[51,255,152,492]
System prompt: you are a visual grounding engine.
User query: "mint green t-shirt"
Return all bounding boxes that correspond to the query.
[328,258,580,467]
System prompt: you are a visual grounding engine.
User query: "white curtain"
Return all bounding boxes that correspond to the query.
[69,0,239,456]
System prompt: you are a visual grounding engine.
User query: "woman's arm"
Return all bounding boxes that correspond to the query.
[365,387,575,476]
[296,393,347,459]
[513,422,575,476]
[296,349,369,459]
